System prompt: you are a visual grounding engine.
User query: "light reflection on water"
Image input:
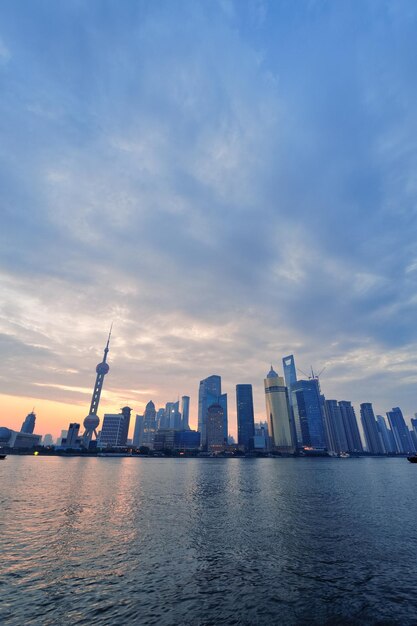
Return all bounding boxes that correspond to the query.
[1,456,417,625]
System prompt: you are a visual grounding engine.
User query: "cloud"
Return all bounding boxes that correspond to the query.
[1,0,417,434]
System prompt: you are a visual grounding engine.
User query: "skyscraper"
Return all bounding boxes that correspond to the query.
[142,401,157,447]
[167,401,181,430]
[338,401,363,453]
[264,366,295,454]
[198,375,227,447]
[387,407,415,454]
[324,400,348,453]
[82,327,112,448]
[133,414,144,448]
[99,406,131,448]
[206,404,225,452]
[21,411,36,434]
[61,423,81,448]
[236,384,255,451]
[291,379,326,449]
[181,396,190,430]
[282,355,297,396]
[376,415,397,454]
[360,403,384,454]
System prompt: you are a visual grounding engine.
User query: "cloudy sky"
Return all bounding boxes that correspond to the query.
[1,0,417,438]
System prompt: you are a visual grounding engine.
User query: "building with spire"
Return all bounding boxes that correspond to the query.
[82,327,112,448]
[264,366,296,454]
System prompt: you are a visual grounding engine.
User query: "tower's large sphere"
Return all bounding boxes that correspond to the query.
[84,414,100,430]
[96,362,110,375]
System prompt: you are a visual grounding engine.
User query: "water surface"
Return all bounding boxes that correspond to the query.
[1,456,417,624]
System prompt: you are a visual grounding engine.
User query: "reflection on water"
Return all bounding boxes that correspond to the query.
[1,457,417,624]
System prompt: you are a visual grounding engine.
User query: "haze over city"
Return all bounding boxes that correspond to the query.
[1,0,417,438]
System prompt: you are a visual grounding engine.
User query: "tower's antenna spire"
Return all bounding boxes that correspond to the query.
[103,323,113,361]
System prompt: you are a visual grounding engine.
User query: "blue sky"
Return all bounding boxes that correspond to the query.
[1,0,417,435]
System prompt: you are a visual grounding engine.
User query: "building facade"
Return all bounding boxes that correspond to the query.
[264,366,296,454]
[236,384,255,451]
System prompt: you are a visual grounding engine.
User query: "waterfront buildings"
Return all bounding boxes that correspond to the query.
[376,415,397,454]
[198,375,227,448]
[206,403,226,452]
[60,423,82,448]
[360,403,385,454]
[339,401,363,453]
[43,434,54,446]
[291,378,326,449]
[0,427,41,449]
[264,366,296,454]
[181,396,190,430]
[387,407,415,454]
[324,400,349,453]
[99,406,131,448]
[21,411,36,434]
[236,384,255,451]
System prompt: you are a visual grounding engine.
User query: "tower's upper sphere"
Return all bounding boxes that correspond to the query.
[96,362,110,375]
[84,414,100,430]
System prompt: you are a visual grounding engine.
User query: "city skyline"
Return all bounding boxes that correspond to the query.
[2,1,417,437]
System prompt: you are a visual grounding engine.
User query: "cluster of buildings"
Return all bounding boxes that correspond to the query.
[2,332,417,457]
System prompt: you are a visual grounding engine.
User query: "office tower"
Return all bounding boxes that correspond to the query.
[387,407,415,454]
[82,327,112,448]
[43,434,53,446]
[282,355,297,398]
[236,384,255,451]
[142,401,157,447]
[157,408,168,429]
[360,403,385,454]
[99,406,131,447]
[264,366,296,454]
[376,415,397,454]
[291,379,326,449]
[133,414,144,447]
[339,401,363,453]
[198,375,228,446]
[21,411,36,434]
[167,401,181,430]
[181,396,190,430]
[61,423,81,448]
[324,400,349,453]
[206,404,225,452]
[57,430,68,446]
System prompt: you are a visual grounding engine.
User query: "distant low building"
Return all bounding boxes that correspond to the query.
[60,423,82,449]
[43,434,54,446]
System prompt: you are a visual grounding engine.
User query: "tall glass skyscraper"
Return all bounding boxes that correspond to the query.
[198,375,227,448]
[324,400,348,453]
[376,415,397,454]
[236,384,255,451]
[291,379,326,449]
[264,366,295,454]
[338,401,363,453]
[386,407,415,454]
[181,396,190,430]
[360,403,384,454]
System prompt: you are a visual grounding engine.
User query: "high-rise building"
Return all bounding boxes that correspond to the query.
[142,401,158,447]
[338,401,363,453]
[167,401,181,430]
[291,379,326,449]
[387,407,415,454]
[282,355,297,398]
[206,404,225,452]
[61,423,81,448]
[157,408,168,429]
[198,375,227,446]
[181,396,190,430]
[376,415,397,454]
[264,366,296,454]
[324,400,348,453]
[360,403,385,454]
[99,406,131,448]
[133,414,144,447]
[82,327,112,448]
[236,384,255,451]
[21,411,36,434]
[253,422,269,451]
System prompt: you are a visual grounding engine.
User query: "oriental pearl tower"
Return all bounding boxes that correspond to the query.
[82,326,112,448]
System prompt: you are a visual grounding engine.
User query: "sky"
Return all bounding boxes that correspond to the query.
[1,0,417,439]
